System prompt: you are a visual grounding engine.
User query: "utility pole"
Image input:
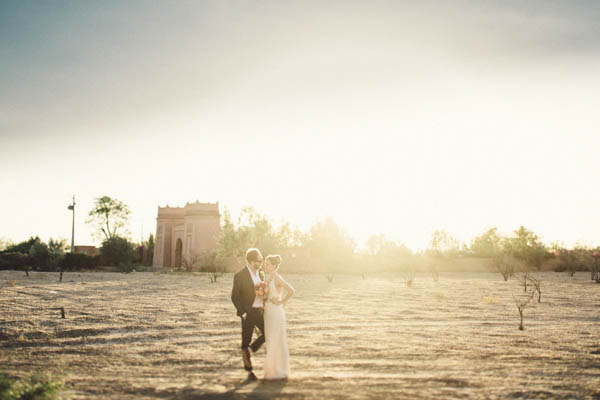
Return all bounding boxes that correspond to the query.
[68,195,75,253]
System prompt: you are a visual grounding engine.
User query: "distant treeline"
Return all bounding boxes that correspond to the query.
[2,207,599,275]
[0,236,153,274]
[215,209,600,274]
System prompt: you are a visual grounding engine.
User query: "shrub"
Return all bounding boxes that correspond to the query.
[100,236,136,267]
[0,372,64,400]
[0,252,30,271]
[59,253,100,271]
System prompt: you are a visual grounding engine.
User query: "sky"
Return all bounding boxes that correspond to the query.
[1,0,600,251]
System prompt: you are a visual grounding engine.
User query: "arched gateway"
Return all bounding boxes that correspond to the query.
[153,201,220,268]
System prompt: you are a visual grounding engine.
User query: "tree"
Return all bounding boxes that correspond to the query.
[592,251,600,283]
[513,287,536,330]
[502,226,548,270]
[305,218,356,274]
[366,234,386,257]
[276,222,306,249]
[29,238,49,270]
[428,229,460,259]
[366,234,412,271]
[137,233,154,266]
[216,207,300,261]
[200,250,222,283]
[5,236,41,254]
[87,196,131,240]
[0,238,13,252]
[470,228,502,258]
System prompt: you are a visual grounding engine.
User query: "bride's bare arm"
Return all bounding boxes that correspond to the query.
[275,274,295,304]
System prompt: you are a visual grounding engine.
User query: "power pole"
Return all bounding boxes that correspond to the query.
[68,195,75,253]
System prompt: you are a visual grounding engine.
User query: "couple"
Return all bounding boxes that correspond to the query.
[231,248,295,380]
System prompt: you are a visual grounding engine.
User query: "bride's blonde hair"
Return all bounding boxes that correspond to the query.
[265,254,282,270]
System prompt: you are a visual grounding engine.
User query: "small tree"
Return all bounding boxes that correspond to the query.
[515,268,542,302]
[428,263,439,282]
[530,275,542,303]
[552,248,576,275]
[493,254,520,281]
[513,287,536,330]
[592,251,600,283]
[564,249,579,276]
[181,251,201,272]
[201,251,222,283]
[400,264,417,287]
[48,238,68,282]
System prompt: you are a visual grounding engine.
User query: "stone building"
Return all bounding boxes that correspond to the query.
[153,201,220,268]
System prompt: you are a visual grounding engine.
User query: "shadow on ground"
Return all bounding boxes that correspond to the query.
[132,376,289,400]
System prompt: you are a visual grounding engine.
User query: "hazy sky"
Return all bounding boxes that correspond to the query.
[1,1,600,250]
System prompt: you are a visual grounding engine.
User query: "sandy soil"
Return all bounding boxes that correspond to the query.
[1,270,599,399]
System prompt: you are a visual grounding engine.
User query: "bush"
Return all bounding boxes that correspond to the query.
[0,372,64,400]
[554,264,567,272]
[59,253,101,271]
[100,236,136,267]
[0,252,31,271]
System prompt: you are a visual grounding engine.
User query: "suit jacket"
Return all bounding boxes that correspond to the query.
[231,267,262,317]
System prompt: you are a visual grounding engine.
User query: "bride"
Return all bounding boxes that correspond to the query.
[263,254,295,380]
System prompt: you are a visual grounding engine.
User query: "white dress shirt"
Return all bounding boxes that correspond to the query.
[247,265,264,308]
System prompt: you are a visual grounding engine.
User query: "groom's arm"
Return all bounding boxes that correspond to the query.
[231,273,246,318]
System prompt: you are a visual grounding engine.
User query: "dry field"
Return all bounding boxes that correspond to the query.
[1,269,599,399]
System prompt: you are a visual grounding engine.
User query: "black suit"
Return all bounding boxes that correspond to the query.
[231,266,265,357]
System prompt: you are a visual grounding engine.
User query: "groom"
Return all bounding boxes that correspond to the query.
[231,248,265,376]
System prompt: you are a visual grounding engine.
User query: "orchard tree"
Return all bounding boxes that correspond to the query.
[87,196,131,240]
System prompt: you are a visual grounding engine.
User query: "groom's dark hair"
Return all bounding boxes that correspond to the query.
[246,248,262,263]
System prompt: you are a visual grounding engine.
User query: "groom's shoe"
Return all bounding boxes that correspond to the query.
[242,348,253,371]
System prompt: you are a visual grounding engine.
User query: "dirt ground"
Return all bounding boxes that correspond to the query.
[1,269,599,399]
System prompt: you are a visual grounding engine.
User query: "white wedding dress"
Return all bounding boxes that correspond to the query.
[263,276,290,380]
